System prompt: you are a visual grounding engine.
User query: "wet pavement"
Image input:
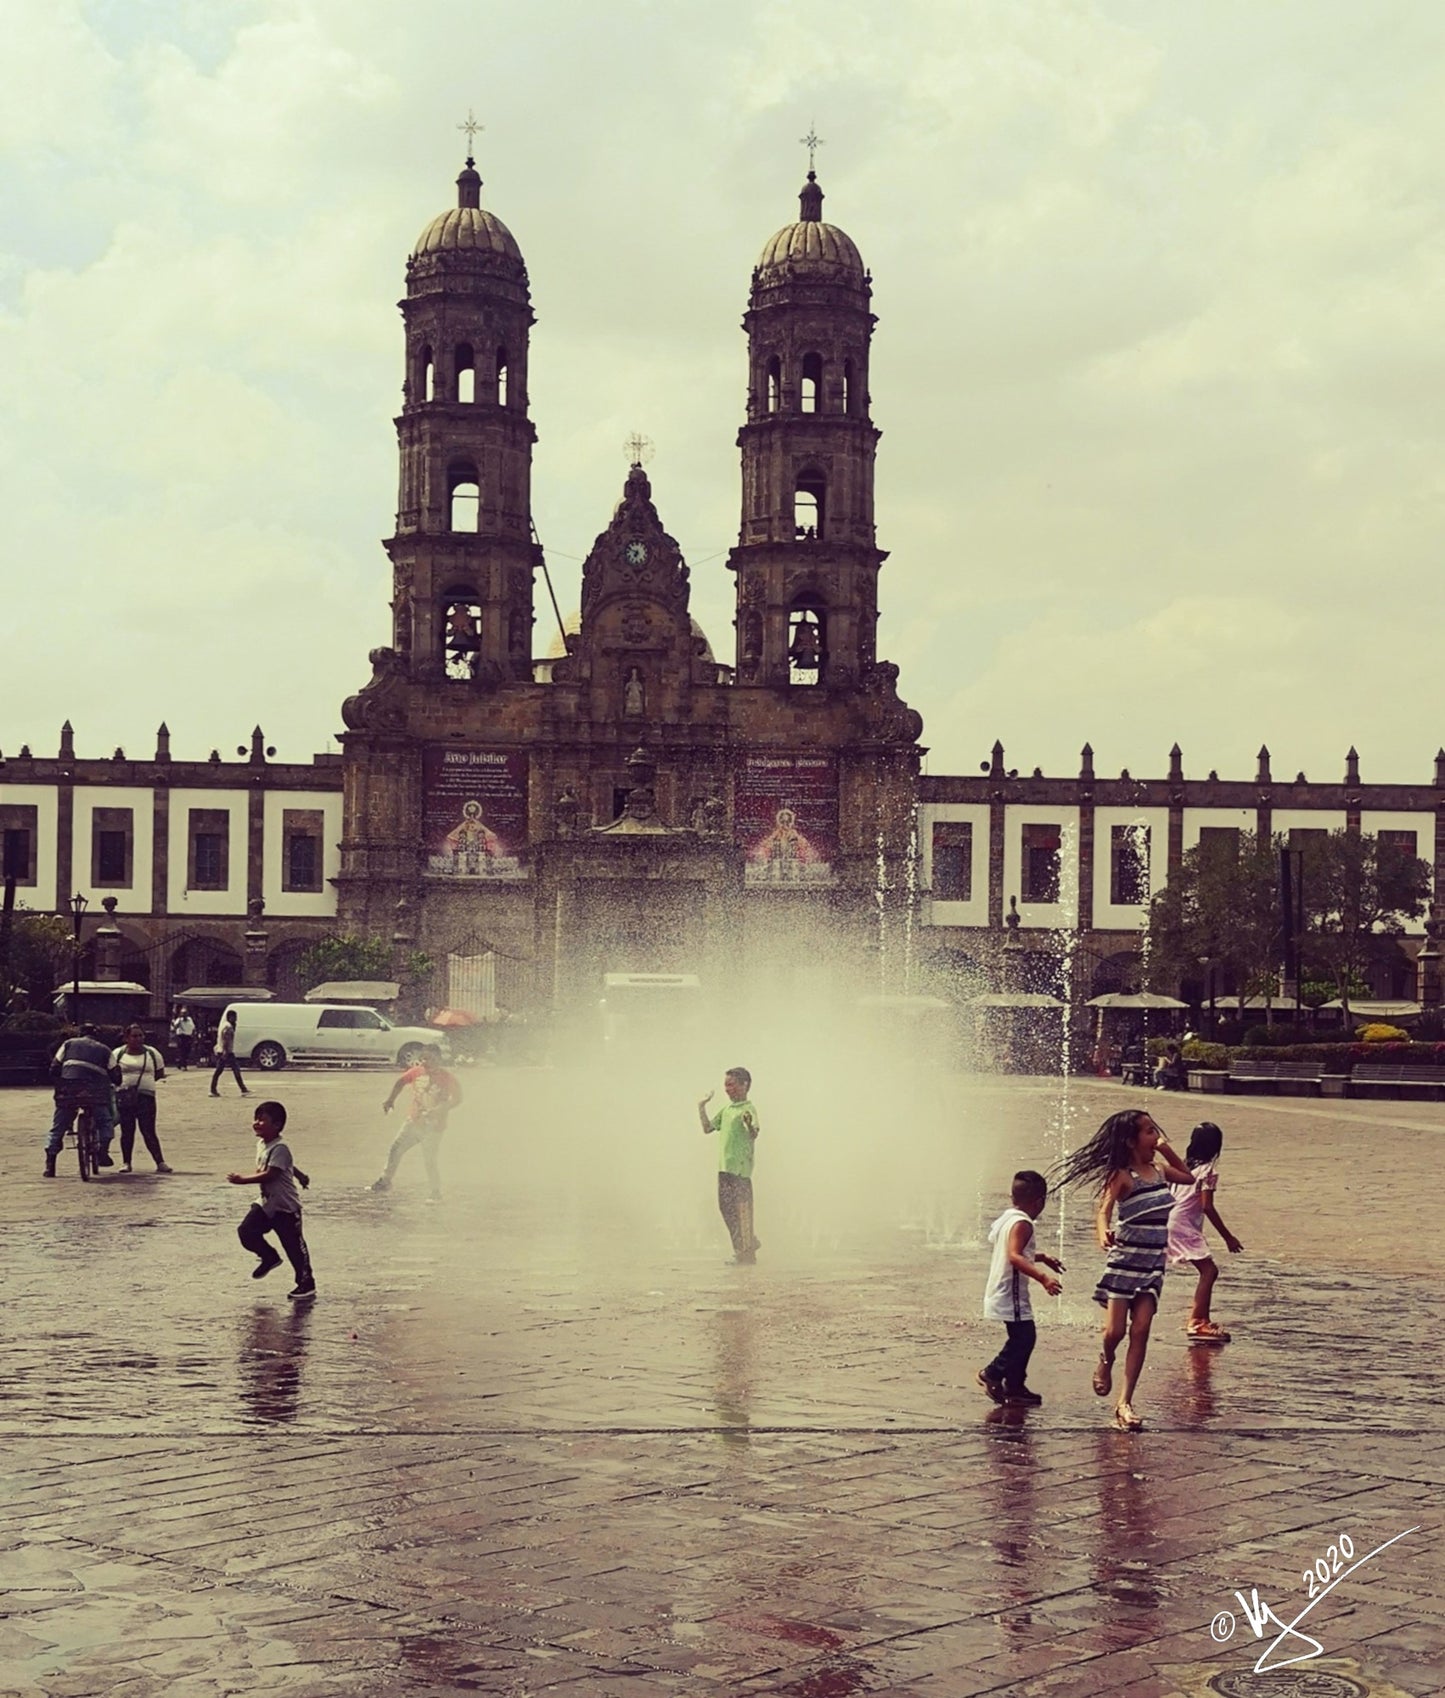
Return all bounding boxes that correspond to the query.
[2,1067,1443,1696]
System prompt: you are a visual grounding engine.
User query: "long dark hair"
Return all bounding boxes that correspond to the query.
[1186,1121,1223,1167]
[1053,1109,1154,1193]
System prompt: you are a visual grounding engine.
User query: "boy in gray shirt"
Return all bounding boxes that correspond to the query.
[228,1101,315,1300]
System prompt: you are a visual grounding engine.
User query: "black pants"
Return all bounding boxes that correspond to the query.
[238,1203,312,1286]
[717,1172,756,1261]
[211,1053,248,1094]
[175,1036,193,1070]
[117,1093,165,1166]
[985,1320,1037,1390]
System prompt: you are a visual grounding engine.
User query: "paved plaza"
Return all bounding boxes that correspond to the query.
[2,1063,1442,1697]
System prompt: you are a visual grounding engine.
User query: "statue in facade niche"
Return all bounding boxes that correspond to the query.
[553,786,580,839]
[623,667,645,717]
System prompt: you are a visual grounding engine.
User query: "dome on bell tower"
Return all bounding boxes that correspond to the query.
[411,157,525,270]
[755,172,865,282]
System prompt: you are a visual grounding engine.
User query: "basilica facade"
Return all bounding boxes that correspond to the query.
[336,153,924,1013]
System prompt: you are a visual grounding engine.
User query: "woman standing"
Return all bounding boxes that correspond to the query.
[1056,1109,1192,1430]
[110,1025,172,1173]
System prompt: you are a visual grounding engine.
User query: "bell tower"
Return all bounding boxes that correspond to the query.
[387,148,540,686]
[728,168,883,689]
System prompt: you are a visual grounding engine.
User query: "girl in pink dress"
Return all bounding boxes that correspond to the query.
[1167,1121,1243,1341]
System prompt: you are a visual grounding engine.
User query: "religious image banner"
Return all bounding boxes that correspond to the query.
[423,749,529,879]
[735,754,838,886]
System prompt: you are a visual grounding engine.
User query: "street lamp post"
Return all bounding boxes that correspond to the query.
[69,891,89,1023]
[1197,955,1215,1034]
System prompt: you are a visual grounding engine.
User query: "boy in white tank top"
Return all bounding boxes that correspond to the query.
[978,1171,1064,1406]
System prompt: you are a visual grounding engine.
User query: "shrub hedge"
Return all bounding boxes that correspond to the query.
[1148,1037,1445,1071]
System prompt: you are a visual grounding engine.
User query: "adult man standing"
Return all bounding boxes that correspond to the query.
[44,1025,116,1177]
[370,1045,462,1202]
[170,1005,196,1070]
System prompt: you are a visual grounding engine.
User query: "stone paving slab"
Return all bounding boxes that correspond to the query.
[2,1070,1443,1694]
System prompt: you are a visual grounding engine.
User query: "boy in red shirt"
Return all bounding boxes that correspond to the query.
[370,1045,462,1202]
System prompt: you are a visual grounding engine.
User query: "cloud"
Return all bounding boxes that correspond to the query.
[0,0,1442,784]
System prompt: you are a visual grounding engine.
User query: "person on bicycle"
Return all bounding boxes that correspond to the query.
[44,1025,117,1177]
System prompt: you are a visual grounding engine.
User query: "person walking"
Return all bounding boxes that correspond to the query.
[370,1045,462,1201]
[228,1100,315,1301]
[1056,1108,1193,1431]
[170,1006,196,1070]
[698,1066,760,1264]
[210,1009,250,1097]
[110,1024,172,1173]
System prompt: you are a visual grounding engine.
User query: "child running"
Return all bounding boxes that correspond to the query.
[228,1100,316,1301]
[1056,1108,1193,1431]
[978,1170,1063,1407]
[371,1045,462,1202]
[1167,1120,1243,1342]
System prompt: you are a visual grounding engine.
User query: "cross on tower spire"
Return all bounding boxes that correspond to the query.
[800,124,824,175]
[457,108,483,164]
[624,433,654,468]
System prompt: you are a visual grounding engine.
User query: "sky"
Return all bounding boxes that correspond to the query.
[2,0,1442,785]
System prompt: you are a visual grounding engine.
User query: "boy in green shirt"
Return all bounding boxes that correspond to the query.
[698,1066,760,1265]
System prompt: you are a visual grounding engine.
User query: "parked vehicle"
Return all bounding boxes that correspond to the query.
[51,981,150,1027]
[225,1002,446,1071]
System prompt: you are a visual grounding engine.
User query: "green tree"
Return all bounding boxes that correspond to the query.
[1304,830,1432,1018]
[0,908,72,1012]
[294,934,394,994]
[1146,831,1285,1011]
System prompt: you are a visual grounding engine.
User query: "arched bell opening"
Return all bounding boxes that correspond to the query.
[441,588,482,680]
[447,460,480,533]
[793,467,826,541]
[455,342,476,403]
[787,596,826,686]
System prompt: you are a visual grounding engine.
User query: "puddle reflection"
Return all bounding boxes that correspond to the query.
[710,1305,757,1443]
[237,1303,312,1423]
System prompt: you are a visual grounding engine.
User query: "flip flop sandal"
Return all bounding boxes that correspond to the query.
[1114,1403,1144,1431]
[1188,1321,1231,1342]
[1092,1355,1113,1397]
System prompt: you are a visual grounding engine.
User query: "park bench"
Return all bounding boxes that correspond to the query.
[1225,1059,1323,1096]
[1120,1060,1150,1087]
[1347,1064,1445,1101]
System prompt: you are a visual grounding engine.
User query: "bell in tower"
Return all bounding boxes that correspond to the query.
[387,141,541,686]
[727,158,884,690]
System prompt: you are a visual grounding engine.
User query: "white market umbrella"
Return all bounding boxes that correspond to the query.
[303,980,400,1004]
[1084,992,1189,1009]
[1319,999,1421,1017]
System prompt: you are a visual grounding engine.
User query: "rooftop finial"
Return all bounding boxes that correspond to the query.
[800,122,824,175]
[798,124,825,221]
[624,432,654,469]
[457,108,482,168]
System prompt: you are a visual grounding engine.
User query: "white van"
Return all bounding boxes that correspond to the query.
[224,1003,445,1071]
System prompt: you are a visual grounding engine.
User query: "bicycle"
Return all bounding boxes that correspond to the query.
[74,1101,100,1181]
[56,1090,102,1181]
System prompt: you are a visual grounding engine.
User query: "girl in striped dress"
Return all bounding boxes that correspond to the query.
[1057,1109,1194,1431]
